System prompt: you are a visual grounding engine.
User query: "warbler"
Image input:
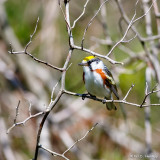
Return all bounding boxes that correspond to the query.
[79,56,119,110]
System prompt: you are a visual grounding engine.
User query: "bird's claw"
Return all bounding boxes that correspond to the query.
[82,94,88,100]
[90,95,97,100]
[81,93,97,100]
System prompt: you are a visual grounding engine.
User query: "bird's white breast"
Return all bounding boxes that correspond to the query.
[83,66,110,98]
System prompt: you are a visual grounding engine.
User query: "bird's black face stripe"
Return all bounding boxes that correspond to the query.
[87,58,100,71]
[88,58,100,64]
[89,65,92,71]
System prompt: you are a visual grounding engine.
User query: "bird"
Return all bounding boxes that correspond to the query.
[78,56,119,110]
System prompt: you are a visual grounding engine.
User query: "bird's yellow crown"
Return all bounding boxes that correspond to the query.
[83,56,95,62]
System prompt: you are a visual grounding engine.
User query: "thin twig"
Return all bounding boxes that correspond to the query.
[71,0,90,29]
[121,33,137,43]
[8,17,64,72]
[123,84,135,101]
[81,0,109,48]
[40,145,69,160]
[133,0,156,24]
[63,123,98,155]
[140,84,160,108]
[14,100,20,124]
[65,63,72,71]
[39,123,98,159]
[107,0,139,57]
[116,0,160,43]
[7,111,44,134]
[73,44,123,65]
[25,17,39,52]
[64,86,160,108]
[8,50,64,71]
[59,0,70,31]
[9,43,14,54]
[51,82,59,101]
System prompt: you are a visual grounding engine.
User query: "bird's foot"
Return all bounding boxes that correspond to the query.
[81,93,97,100]
[82,93,88,100]
[89,94,97,100]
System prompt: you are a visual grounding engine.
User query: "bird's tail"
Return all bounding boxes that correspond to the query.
[105,97,117,110]
[106,102,117,110]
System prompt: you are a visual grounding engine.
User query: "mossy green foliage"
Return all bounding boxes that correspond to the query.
[12,136,32,158]
[5,0,40,46]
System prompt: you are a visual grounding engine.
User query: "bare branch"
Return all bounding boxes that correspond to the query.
[59,0,71,32]
[116,0,160,42]
[9,43,14,54]
[14,100,20,124]
[63,123,98,155]
[40,145,69,160]
[64,86,160,108]
[7,111,44,134]
[9,50,64,71]
[25,17,39,52]
[141,34,160,41]
[106,0,140,57]
[8,17,64,72]
[66,62,72,71]
[71,0,90,29]
[133,0,156,24]
[73,44,123,65]
[140,84,160,108]
[123,84,135,101]
[39,123,98,160]
[121,33,137,43]
[7,97,44,135]
[51,82,59,101]
[81,0,109,48]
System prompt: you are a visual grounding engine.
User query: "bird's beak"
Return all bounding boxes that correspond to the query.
[78,62,88,66]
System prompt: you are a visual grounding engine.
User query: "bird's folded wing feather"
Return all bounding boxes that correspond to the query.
[104,67,119,99]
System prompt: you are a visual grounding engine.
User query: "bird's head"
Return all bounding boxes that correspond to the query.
[78,56,104,70]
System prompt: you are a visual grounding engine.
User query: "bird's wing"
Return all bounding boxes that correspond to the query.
[83,72,85,83]
[103,66,119,99]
